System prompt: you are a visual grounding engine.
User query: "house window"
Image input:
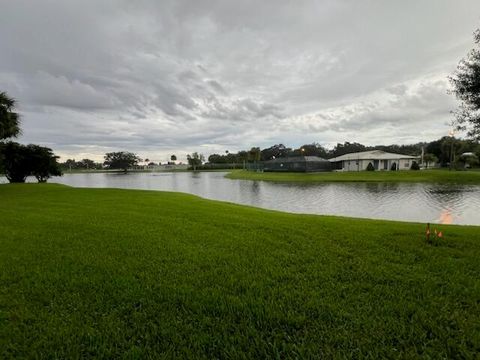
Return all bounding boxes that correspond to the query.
[405,161,409,168]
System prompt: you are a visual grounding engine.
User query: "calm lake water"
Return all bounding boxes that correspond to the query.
[2,171,480,225]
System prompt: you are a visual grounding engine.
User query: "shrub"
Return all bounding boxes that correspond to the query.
[410,161,420,170]
[2,142,30,182]
[1,142,62,183]
[27,144,62,182]
[366,162,375,171]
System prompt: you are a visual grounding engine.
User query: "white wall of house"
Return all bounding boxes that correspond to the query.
[339,158,414,171]
[398,159,412,170]
[342,160,360,171]
[330,150,419,171]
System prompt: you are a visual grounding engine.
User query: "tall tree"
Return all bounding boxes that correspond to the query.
[208,154,227,163]
[80,159,96,169]
[248,147,261,163]
[187,152,204,171]
[260,144,290,161]
[329,142,367,158]
[422,153,438,168]
[27,145,62,182]
[104,152,140,172]
[2,142,61,183]
[296,143,328,158]
[2,142,30,182]
[449,29,480,139]
[0,92,21,140]
[237,151,248,163]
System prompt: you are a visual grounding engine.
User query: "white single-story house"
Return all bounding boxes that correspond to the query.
[329,150,419,171]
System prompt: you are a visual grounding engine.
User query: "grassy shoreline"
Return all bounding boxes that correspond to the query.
[1,184,479,358]
[226,169,480,183]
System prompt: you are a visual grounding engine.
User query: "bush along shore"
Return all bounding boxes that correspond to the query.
[1,184,479,358]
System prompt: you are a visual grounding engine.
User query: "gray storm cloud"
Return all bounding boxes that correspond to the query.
[1,0,479,161]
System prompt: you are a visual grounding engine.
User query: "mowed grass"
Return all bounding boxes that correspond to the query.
[0,184,479,359]
[226,169,480,184]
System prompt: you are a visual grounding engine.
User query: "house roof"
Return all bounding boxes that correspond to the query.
[329,150,419,162]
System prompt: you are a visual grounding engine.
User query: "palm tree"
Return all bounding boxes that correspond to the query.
[0,92,21,140]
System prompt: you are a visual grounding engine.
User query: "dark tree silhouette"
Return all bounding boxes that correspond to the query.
[27,145,62,182]
[0,92,21,140]
[187,152,204,171]
[296,143,328,158]
[450,29,480,139]
[260,144,291,161]
[2,142,30,182]
[330,142,367,158]
[104,152,140,172]
[248,147,261,163]
[2,142,61,183]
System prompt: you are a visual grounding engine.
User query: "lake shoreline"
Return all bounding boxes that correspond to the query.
[225,169,480,184]
[3,171,479,225]
[3,181,478,227]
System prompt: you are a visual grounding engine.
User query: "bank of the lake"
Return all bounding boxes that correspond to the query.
[226,169,480,184]
[5,172,480,224]
[1,184,479,358]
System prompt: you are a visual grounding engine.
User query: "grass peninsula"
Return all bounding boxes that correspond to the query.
[1,184,479,358]
[226,169,480,184]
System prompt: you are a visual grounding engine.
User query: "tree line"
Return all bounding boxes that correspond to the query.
[204,138,479,168]
[58,154,180,172]
[57,137,480,172]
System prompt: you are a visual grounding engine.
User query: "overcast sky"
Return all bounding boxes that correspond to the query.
[1,1,480,162]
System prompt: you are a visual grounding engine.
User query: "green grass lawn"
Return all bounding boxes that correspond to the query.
[1,184,479,358]
[226,169,480,184]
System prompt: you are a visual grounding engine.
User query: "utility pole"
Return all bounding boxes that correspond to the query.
[448,124,456,171]
[449,134,455,170]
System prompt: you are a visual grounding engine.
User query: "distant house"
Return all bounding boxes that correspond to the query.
[262,156,332,172]
[329,150,419,171]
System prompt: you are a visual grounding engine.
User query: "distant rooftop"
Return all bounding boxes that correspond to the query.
[329,150,418,162]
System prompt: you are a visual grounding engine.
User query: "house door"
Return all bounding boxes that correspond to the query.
[383,160,388,170]
[373,160,379,170]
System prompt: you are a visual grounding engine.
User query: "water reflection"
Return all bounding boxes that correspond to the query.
[438,209,454,225]
[2,172,479,225]
[364,182,400,194]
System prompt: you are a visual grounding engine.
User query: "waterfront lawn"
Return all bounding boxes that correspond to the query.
[1,184,479,358]
[226,169,480,183]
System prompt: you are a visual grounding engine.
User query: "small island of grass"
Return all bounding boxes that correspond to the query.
[226,169,480,184]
